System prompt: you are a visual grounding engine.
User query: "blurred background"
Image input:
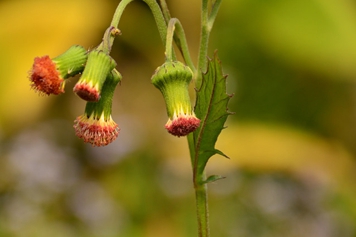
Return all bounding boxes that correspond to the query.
[0,0,356,236]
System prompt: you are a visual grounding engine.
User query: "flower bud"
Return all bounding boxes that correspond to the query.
[73,49,116,102]
[74,69,122,146]
[29,45,87,95]
[151,61,200,137]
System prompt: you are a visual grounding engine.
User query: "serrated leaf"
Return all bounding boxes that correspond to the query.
[193,52,233,175]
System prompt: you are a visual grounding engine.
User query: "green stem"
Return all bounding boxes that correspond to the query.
[191,0,223,236]
[100,26,121,54]
[165,18,196,71]
[188,128,209,237]
[158,0,195,72]
[195,177,210,237]
[99,0,169,53]
[193,3,211,235]
[110,0,134,27]
[195,0,222,86]
[174,21,196,72]
[142,0,168,47]
[187,133,196,167]
[159,0,171,23]
[165,18,176,61]
[97,0,134,53]
[208,0,222,31]
[192,145,210,237]
[196,0,210,88]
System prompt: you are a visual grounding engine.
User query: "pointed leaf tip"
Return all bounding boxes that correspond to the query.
[215,149,230,159]
[204,175,226,184]
[193,52,233,174]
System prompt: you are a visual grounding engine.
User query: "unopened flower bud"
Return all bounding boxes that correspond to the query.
[151,61,200,137]
[74,69,121,147]
[29,45,87,95]
[73,50,116,102]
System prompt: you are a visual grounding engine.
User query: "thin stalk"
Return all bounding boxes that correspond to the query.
[160,1,196,72]
[159,0,171,23]
[174,20,196,72]
[196,0,210,89]
[208,0,222,31]
[143,0,177,60]
[165,18,196,71]
[99,0,169,53]
[187,133,195,167]
[165,18,176,61]
[142,0,168,47]
[110,0,135,27]
[97,0,134,52]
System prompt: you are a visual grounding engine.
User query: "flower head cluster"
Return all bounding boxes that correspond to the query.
[30,44,121,146]
[151,61,200,137]
[74,70,121,146]
[30,42,200,146]
[29,45,87,95]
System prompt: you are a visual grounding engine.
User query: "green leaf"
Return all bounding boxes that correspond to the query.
[193,52,233,175]
[203,175,226,184]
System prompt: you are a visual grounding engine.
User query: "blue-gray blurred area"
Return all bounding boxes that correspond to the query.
[0,0,355,236]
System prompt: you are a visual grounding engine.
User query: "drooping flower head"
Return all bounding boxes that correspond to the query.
[73,49,116,102]
[29,45,87,95]
[151,61,200,137]
[74,69,121,147]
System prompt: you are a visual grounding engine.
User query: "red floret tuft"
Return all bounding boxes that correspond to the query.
[165,115,200,137]
[73,115,119,146]
[29,56,64,95]
[73,83,100,102]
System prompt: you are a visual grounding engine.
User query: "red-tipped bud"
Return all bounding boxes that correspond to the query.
[165,107,201,137]
[73,50,116,102]
[74,69,122,146]
[30,56,64,95]
[29,45,88,95]
[151,61,200,137]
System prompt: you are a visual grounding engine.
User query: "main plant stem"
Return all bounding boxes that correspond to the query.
[193,0,212,235]
[189,0,222,236]
[194,173,210,237]
[188,132,210,237]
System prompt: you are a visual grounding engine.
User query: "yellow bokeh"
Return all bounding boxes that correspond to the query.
[0,0,111,129]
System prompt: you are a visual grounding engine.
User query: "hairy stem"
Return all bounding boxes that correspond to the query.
[99,0,169,53]
[195,177,210,237]
[142,0,168,47]
[191,1,223,236]
[159,0,171,23]
[97,0,134,53]
[208,0,222,30]
[192,1,212,236]
[165,18,176,61]
[110,0,134,27]
[191,144,210,237]
[165,18,196,71]
[196,0,210,88]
